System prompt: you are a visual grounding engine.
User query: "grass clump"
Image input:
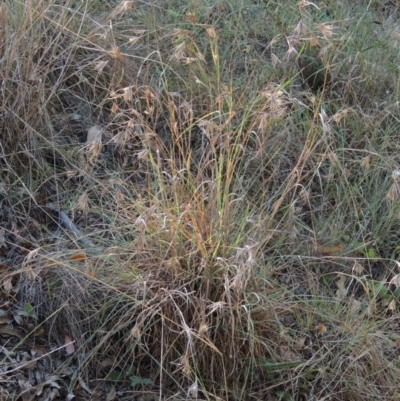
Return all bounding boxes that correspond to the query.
[1,0,400,400]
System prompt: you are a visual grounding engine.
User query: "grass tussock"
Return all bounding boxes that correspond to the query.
[1,0,400,400]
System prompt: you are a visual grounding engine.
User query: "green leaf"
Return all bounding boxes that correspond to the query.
[129,376,153,388]
[372,281,388,298]
[21,302,34,317]
[167,9,179,20]
[107,370,123,381]
[367,248,376,259]
[392,287,400,298]
[275,391,293,401]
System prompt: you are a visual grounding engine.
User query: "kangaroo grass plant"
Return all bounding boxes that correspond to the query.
[1,0,400,400]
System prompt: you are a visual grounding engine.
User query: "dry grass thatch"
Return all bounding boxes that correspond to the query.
[2,0,400,400]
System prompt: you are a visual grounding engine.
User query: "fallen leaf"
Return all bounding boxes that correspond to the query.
[33,326,45,337]
[64,335,75,355]
[388,299,396,311]
[78,375,93,394]
[106,385,116,401]
[0,327,24,339]
[70,254,86,261]
[389,274,400,288]
[335,273,347,300]
[295,336,307,350]
[349,297,361,314]
[0,315,13,324]
[99,358,115,370]
[352,260,363,276]
[3,277,13,295]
